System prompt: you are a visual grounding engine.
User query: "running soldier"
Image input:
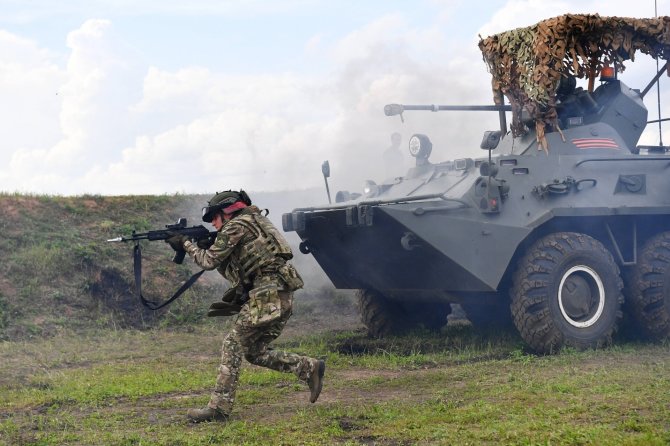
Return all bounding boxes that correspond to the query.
[165,190,325,423]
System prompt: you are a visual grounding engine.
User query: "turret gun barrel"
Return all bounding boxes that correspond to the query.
[384,103,512,116]
[385,103,512,133]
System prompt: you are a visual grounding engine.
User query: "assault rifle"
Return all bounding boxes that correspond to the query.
[107,218,217,310]
[107,218,217,263]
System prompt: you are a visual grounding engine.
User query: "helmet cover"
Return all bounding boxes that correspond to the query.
[202,190,252,222]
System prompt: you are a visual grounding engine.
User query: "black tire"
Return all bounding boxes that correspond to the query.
[461,294,514,331]
[511,232,623,353]
[356,289,450,337]
[626,232,670,340]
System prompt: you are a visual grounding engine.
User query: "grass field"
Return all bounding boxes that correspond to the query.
[1,315,669,446]
[1,193,669,445]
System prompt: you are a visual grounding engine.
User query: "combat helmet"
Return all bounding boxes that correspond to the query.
[202,190,252,222]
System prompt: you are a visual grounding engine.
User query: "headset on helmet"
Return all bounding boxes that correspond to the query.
[202,189,252,223]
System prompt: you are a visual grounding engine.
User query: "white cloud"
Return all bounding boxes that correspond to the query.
[0,19,148,193]
[0,30,65,162]
[58,19,144,161]
[304,33,324,56]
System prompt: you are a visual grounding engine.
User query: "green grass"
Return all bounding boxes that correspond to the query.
[1,326,669,445]
[1,193,669,443]
[0,193,222,339]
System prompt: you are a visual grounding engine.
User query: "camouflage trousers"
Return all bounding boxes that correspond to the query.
[207,290,316,415]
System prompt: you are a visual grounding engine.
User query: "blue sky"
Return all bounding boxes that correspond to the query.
[2,1,492,72]
[1,0,669,195]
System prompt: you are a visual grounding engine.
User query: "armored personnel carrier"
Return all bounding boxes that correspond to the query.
[282,14,670,353]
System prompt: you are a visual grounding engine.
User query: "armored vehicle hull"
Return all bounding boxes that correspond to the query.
[283,16,670,353]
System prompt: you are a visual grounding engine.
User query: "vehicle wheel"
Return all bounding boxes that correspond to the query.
[626,232,670,340]
[356,289,450,337]
[461,295,514,331]
[511,232,623,353]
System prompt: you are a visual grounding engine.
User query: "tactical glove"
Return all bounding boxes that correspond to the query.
[165,232,188,251]
[197,235,215,250]
[221,286,242,303]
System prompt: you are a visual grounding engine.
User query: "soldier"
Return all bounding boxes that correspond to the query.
[383,132,404,177]
[165,190,325,423]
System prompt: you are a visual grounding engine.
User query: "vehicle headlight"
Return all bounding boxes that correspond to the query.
[408,134,433,159]
[363,180,379,197]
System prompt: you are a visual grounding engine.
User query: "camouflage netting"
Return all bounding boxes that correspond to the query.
[479,14,670,150]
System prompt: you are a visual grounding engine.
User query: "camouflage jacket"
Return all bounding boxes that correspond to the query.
[184,205,303,291]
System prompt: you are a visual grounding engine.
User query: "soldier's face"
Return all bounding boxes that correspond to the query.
[212,212,225,230]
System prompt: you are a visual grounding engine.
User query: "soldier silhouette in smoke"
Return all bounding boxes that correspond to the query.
[383,132,403,178]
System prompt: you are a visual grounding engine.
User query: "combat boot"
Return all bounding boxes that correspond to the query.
[186,407,228,423]
[308,359,326,403]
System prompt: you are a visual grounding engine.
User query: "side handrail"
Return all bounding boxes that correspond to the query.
[291,192,470,213]
[575,156,670,167]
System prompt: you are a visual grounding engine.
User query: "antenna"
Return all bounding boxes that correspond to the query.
[321,160,332,204]
[656,0,664,145]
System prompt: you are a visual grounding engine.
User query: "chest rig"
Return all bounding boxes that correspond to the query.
[229,210,293,285]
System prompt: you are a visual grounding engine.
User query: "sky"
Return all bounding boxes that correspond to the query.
[1,0,670,196]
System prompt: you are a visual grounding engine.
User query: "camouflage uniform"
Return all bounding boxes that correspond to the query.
[184,205,317,416]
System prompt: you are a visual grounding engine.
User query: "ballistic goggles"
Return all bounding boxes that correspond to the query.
[202,197,239,223]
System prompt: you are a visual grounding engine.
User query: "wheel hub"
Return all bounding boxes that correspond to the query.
[558,265,605,328]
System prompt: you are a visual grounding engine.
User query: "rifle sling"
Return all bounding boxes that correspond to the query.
[134,243,205,310]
